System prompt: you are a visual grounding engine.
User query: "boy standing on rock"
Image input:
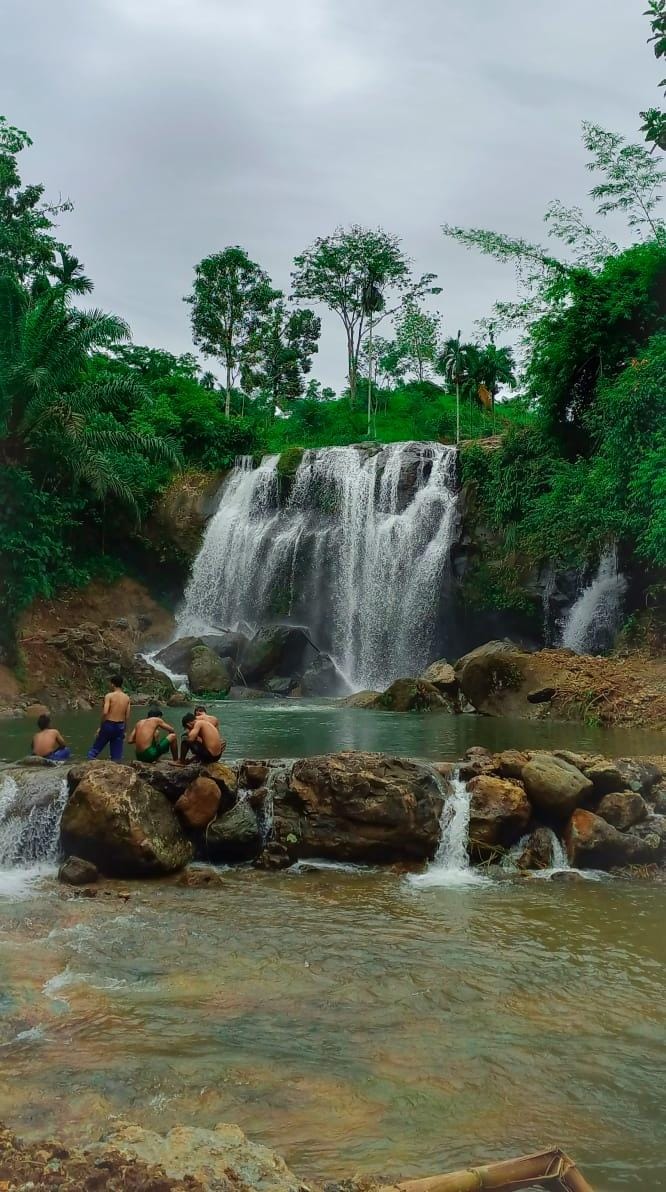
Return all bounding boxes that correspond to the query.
[128,706,179,763]
[87,674,130,762]
[32,714,71,762]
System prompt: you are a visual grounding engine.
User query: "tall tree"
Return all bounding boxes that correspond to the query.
[248,300,321,417]
[438,332,475,443]
[185,247,279,417]
[292,225,438,406]
[0,115,71,284]
[641,0,666,150]
[394,299,441,381]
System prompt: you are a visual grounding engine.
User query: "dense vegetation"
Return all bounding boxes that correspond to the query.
[0,8,664,659]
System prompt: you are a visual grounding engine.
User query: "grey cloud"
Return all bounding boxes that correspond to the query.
[0,0,659,386]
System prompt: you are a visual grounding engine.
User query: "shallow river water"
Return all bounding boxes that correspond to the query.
[0,703,665,1188]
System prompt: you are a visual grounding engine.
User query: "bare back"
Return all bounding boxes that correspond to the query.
[194,719,224,756]
[32,728,63,757]
[104,689,130,723]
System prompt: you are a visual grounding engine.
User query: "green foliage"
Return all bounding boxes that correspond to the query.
[276,445,305,480]
[641,1,666,150]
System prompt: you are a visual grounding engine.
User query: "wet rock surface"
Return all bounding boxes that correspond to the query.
[467,775,531,855]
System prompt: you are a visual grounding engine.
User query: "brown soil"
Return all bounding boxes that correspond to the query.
[0,1122,207,1191]
[7,578,176,712]
[539,647,666,731]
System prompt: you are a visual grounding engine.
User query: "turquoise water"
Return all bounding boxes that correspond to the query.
[1,700,664,764]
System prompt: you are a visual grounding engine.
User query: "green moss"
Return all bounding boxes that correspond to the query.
[277,446,305,480]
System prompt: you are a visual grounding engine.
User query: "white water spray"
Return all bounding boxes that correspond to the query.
[179,443,459,689]
[0,773,68,898]
[560,548,627,654]
[410,772,486,888]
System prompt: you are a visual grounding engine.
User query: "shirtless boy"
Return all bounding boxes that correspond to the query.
[180,712,226,764]
[128,706,178,763]
[194,704,219,728]
[32,714,71,762]
[87,674,130,762]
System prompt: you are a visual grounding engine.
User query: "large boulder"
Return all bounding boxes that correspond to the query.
[596,790,649,831]
[564,809,661,869]
[521,752,593,818]
[239,625,318,685]
[454,640,555,718]
[96,1120,300,1192]
[206,801,261,862]
[419,659,459,696]
[613,758,663,797]
[155,636,201,674]
[467,775,531,854]
[494,750,531,780]
[582,760,628,796]
[339,690,382,708]
[273,752,445,863]
[129,761,201,802]
[299,653,348,697]
[188,646,234,695]
[380,678,452,712]
[61,762,192,877]
[58,856,99,886]
[199,630,249,663]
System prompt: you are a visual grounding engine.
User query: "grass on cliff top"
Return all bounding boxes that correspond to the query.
[263,383,533,452]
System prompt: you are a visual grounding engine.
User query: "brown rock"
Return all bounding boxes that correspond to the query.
[454,640,555,718]
[467,775,531,854]
[459,745,496,781]
[176,865,225,887]
[614,758,663,797]
[23,702,50,720]
[339,690,382,708]
[596,790,648,831]
[174,777,222,829]
[516,827,557,870]
[582,760,629,796]
[522,752,593,818]
[204,761,237,797]
[167,691,189,707]
[60,762,192,877]
[130,760,201,802]
[564,809,661,869]
[494,750,531,780]
[206,801,261,862]
[380,677,452,712]
[238,760,269,790]
[253,842,291,870]
[419,659,458,695]
[273,751,445,863]
[58,856,99,886]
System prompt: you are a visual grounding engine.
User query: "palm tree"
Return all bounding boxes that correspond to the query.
[438,331,475,443]
[476,334,516,432]
[0,275,178,515]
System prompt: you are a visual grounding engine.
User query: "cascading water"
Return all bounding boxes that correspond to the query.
[410,772,486,888]
[179,442,459,689]
[560,547,627,655]
[0,772,68,898]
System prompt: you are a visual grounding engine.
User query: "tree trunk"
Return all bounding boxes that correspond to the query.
[347,328,357,407]
[225,363,232,418]
[367,312,374,436]
[456,380,460,445]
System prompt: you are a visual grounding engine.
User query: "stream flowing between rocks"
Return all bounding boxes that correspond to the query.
[0,704,665,1190]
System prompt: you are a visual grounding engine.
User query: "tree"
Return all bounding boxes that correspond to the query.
[582,122,665,239]
[185,247,279,417]
[0,276,177,515]
[394,299,441,381]
[292,225,438,406]
[473,334,516,432]
[438,332,477,443]
[248,300,321,417]
[0,115,72,284]
[641,1,666,150]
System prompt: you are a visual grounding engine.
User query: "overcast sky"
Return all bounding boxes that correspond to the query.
[1,0,659,389]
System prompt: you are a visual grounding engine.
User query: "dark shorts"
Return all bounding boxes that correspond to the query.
[43,747,71,763]
[183,735,222,765]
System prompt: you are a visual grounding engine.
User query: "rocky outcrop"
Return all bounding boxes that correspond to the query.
[516,828,557,871]
[467,775,531,855]
[149,470,227,559]
[521,753,593,818]
[454,640,555,718]
[61,762,192,877]
[419,659,459,696]
[206,801,261,862]
[596,790,648,831]
[299,652,348,696]
[339,690,382,708]
[379,678,453,712]
[272,752,445,862]
[240,625,318,686]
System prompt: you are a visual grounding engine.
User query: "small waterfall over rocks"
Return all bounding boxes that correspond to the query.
[410,772,486,888]
[0,771,68,898]
[180,442,459,689]
[560,547,627,655]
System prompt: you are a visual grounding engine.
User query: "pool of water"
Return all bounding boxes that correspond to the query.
[1,700,664,764]
[0,869,664,1188]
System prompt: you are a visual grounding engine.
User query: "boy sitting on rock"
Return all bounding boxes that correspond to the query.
[32,714,71,762]
[180,712,225,765]
[128,706,179,763]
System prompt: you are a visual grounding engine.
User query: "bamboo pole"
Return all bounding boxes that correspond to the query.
[381,1147,594,1192]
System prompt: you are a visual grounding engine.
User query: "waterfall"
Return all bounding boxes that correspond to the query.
[410,772,486,888]
[560,547,627,654]
[0,772,68,898]
[179,442,459,689]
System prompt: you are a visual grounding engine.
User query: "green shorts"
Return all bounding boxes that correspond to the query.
[136,737,172,764]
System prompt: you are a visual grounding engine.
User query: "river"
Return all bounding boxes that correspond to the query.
[2,699,665,764]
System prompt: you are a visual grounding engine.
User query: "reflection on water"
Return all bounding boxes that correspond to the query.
[0,870,664,1189]
[1,701,665,763]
